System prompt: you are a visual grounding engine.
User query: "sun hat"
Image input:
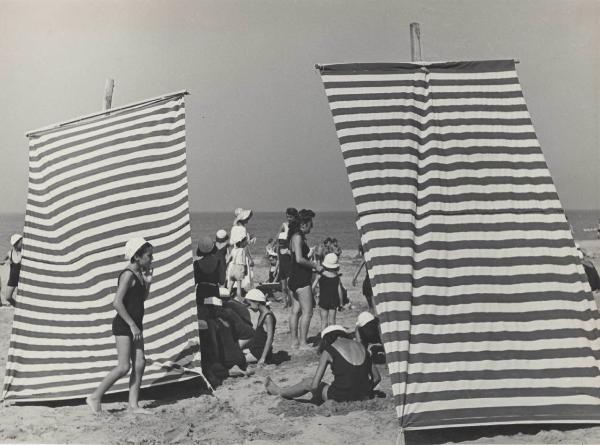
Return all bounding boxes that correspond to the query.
[245,288,267,303]
[204,297,222,306]
[321,325,346,338]
[356,311,375,328]
[322,253,339,270]
[216,229,229,242]
[10,234,23,247]
[196,235,215,256]
[234,208,253,224]
[124,237,148,261]
[230,226,248,244]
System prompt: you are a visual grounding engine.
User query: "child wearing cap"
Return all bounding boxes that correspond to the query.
[265,325,380,403]
[87,237,154,414]
[1,233,23,307]
[245,289,276,366]
[313,253,343,330]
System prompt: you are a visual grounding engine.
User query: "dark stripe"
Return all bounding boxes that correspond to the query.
[347,160,547,175]
[319,60,517,73]
[336,117,532,131]
[324,77,519,88]
[404,404,600,428]
[406,366,600,384]
[340,131,537,146]
[29,130,185,183]
[327,90,523,103]
[331,104,528,116]
[30,116,185,167]
[361,220,567,235]
[364,237,573,252]
[409,328,600,345]
[343,145,543,160]
[354,191,559,206]
[350,175,553,191]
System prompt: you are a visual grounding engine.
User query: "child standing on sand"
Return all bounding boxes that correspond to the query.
[228,226,249,301]
[1,234,23,307]
[314,253,343,330]
[87,237,154,414]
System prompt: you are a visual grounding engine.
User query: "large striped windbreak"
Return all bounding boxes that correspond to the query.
[318,60,600,429]
[2,92,204,402]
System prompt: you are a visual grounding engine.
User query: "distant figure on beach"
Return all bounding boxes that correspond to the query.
[288,209,320,349]
[265,325,380,403]
[314,253,343,330]
[352,244,374,310]
[273,208,298,308]
[331,238,342,258]
[214,229,229,261]
[228,226,250,301]
[230,208,254,289]
[244,289,276,366]
[87,238,154,414]
[1,233,23,307]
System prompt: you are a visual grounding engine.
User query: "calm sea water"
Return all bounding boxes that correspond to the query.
[1,209,598,262]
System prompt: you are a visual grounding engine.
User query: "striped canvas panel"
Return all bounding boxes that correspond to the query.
[2,93,203,402]
[319,60,600,429]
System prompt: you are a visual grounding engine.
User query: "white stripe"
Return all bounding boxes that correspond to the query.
[352,183,557,199]
[349,168,550,184]
[326,84,521,96]
[329,97,526,110]
[356,199,563,215]
[333,110,531,123]
[337,123,535,138]
[321,71,518,82]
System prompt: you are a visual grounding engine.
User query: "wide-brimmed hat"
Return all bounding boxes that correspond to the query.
[356,311,375,328]
[196,235,215,255]
[234,208,253,224]
[216,229,229,242]
[230,226,248,244]
[10,234,23,247]
[245,288,266,303]
[204,297,222,306]
[124,237,148,261]
[322,253,339,270]
[321,325,346,338]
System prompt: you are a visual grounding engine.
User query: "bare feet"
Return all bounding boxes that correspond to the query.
[86,395,101,414]
[264,376,280,395]
[128,406,152,415]
[298,344,313,351]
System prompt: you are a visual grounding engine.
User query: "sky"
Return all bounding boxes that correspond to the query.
[0,0,598,213]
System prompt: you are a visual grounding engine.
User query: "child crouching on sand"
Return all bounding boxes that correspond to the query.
[265,325,380,403]
[87,237,153,414]
[313,253,343,330]
[244,289,276,366]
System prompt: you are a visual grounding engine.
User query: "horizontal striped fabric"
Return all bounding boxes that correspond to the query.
[2,93,204,402]
[318,60,600,429]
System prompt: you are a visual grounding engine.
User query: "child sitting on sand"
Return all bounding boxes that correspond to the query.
[313,253,343,330]
[87,237,154,414]
[244,289,276,366]
[265,325,380,403]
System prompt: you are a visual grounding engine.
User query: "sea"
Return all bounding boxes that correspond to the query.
[0,210,598,261]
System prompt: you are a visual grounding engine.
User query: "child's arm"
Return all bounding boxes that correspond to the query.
[258,314,275,365]
[351,259,366,286]
[337,280,344,308]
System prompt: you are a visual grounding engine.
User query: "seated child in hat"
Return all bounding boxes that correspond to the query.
[265,325,380,403]
[355,311,385,363]
[313,253,343,330]
[245,289,276,366]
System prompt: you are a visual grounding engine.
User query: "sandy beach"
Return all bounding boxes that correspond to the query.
[0,240,599,445]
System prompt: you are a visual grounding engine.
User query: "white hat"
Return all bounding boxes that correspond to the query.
[234,208,253,224]
[10,234,23,247]
[204,297,222,306]
[216,229,229,242]
[322,253,339,269]
[356,311,375,328]
[245,288,266,303]
[321,324,346,338]
[219,287,231,298]
[277,231,287,240]
[230,226,248,244]
[124,237,148,261]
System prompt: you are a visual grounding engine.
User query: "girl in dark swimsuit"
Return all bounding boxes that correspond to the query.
[288,209,321,349]
[87,237,154,414]
[265,325,381,402]
[3,233,23,307]
[245,288,276,366]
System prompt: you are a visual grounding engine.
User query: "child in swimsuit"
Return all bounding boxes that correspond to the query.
[228,226,248,301]
[2,233,22,307]
[86,237,154,414]
[245,289,276,366]
[265,325,381,403]
[314,253,343,330]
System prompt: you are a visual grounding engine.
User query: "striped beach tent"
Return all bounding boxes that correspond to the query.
[2,91,204,402]
[317,60,600,431]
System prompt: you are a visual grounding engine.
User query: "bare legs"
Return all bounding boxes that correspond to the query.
[87,335,147,414]
[281,279,292,308]
[5,286,16,305]
[297,286,313,347]
[265,376,328,402]
[289,296,301,348]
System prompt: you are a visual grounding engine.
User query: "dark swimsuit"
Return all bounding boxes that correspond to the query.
[318,275,340,310]
[326,344,374,402]
[288,234,312,292]
[112,270,146,338]
[7,251,21,287]
[249,312,276,362]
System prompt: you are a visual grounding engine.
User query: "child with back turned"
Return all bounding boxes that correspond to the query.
[228,226,249,301]
[314,253,343,330]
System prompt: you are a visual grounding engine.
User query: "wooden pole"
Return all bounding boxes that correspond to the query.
[103,78,115,110]
[410,23,422,62]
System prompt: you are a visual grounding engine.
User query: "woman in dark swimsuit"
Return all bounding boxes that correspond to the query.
[87,237,154,414]
[288,209,321,349]
[265,325,380,402]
